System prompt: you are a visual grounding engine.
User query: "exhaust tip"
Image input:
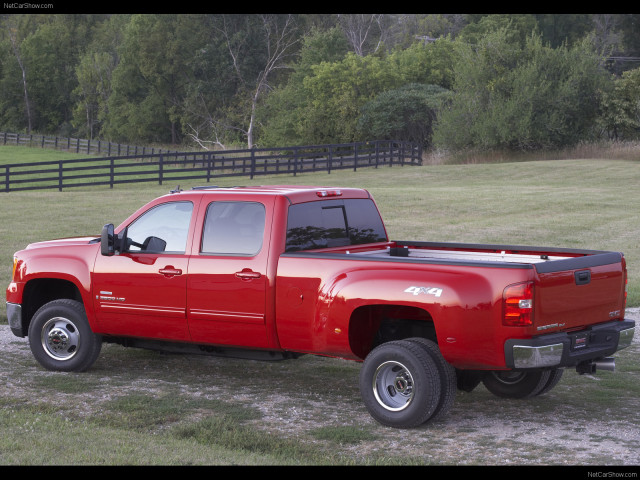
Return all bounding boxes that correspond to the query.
[594,357,616,372]
[576,357,616,374]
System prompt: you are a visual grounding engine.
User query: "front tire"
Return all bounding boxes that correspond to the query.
[359,340,442,428]
[28,299,102,372]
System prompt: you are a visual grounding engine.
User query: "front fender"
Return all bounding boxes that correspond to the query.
[11,244,99,330]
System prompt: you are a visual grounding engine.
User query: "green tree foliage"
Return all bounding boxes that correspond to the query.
[2,14,640,152]
[357,83,452,146]
[258,37,456,146]
[105,14,208,144]
[433,29,610,151]
[256,27,349,147]
[599,66,640,139]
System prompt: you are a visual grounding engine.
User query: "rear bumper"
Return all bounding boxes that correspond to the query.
[504,319,635,369]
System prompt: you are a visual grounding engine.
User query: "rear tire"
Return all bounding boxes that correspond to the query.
[359,340,441,428]
[406,337,456,422]
[28,299,102,372]
[482,370,551,399]
[536,368,564,396]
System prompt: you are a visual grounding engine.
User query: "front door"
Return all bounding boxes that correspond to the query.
[187,200,270,348]
[93,200,195,340]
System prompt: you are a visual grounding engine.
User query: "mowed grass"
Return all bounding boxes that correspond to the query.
[1,147,639,310]
[0,146,639,465]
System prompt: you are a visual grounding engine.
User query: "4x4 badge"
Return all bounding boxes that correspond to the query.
[404,286,443,298]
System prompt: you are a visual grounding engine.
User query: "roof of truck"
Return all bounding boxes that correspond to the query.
[166,185,372,204]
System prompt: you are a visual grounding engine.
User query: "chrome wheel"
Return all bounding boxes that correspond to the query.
[41,317,80,361]
[360,340,441,428]
[372,360,415,411]
[29,299,101,372]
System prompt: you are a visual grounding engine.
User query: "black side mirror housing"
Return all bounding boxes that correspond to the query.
[101,224,115,256]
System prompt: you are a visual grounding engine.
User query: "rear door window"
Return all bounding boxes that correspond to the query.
[201,201,266,256]
[286,199,387,252]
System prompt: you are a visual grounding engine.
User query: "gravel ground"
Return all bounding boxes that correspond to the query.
[1,309,639,466]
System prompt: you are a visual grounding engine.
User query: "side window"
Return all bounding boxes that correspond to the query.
[126,201,193,253]
[286,199,387,252]
[201,201,266,256]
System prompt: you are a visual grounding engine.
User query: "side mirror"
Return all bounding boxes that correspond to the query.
[142,236,167,253]
[101,224,115,256]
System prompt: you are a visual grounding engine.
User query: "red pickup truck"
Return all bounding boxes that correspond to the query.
[6,185,635,428]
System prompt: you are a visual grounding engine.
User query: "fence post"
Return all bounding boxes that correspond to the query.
[353,143,358,172]
[159,154,164,185]
[110,157,115,189]
[327,145,332,174]
[58,161,63,192]
[5,166,9,192]
[250,149,255,179]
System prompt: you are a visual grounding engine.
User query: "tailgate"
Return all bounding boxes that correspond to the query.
[534,252,626,332]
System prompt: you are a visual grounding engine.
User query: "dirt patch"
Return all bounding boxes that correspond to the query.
[1,309,639,466]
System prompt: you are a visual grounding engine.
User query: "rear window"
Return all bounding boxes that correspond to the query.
[285,199,387,252]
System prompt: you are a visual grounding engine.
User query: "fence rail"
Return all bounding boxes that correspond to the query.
[0,140,422,192]
[1,131,176,157]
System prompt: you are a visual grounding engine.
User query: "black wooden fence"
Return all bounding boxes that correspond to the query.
[1,140,422,192]
[1,131,177,157]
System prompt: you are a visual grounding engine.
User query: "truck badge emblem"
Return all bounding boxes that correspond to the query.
[404,286,443,298]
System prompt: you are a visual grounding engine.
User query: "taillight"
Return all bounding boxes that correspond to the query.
[503,281,534,326]
[12,256,18,281]
[623,268,628,310]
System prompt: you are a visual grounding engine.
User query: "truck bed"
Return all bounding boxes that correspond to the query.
[308,240,624,272]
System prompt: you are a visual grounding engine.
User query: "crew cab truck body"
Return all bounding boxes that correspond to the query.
[6,186,635,428]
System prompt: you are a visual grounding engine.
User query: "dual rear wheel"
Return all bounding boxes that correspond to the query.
[360,338,564,428]
[359,338,456,428]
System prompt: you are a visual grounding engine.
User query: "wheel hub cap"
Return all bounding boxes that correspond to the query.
[41,317,80,361]
[372,361,415,412]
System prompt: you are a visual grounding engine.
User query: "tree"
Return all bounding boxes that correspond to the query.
[105,14,208,144]
[3,16,33,133]
[337,14,387,57]
[72,15,128,140]
[357,83,452,146]
[256,26,349,147]
[599,66,640,140]
[433,29,610,151]
[188,14,300,149]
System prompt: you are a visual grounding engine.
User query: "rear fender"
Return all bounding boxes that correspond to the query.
[318,266,497,361]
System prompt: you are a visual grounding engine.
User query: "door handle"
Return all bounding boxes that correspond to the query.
[235,269,261,280]
[159,266,182,277]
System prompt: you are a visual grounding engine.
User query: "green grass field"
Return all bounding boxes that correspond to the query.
[0,145,638,466]
[1,145,639,310]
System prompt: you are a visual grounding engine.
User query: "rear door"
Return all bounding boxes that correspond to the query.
[186,198,272,348]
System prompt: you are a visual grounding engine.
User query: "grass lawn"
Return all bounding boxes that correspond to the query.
[1,150,639,311]
[0,147,638,466]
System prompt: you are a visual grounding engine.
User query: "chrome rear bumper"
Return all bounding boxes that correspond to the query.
[505,320,635,369]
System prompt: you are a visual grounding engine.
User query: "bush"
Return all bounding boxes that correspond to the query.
[433,29,610,151]
[357,83,452,146]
